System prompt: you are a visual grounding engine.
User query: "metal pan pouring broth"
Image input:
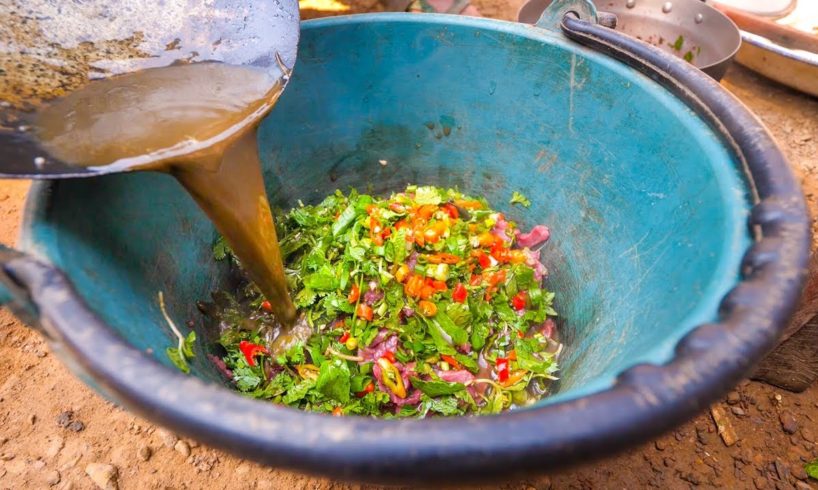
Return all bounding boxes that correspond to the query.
[0,0,811,484]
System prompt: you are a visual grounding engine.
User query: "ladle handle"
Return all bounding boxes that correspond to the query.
[0,245,47,330]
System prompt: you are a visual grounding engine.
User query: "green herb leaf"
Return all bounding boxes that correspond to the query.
[670,35,684,51]
[181,331,196,358]
[434,311,469,346]
[303,267,339,291]
[414,186,442,205]
[426,318,457,355]
[332,204,357,236]
[250,373,294,399]
[233,364,263,392]
[470,322,490,350]
[453,353,479,373]
[445,302,472,327]
[410,377,466,396]
[510,191,531,207]
[166,347,190,374]
[315,359,351,403]
[212,235,231,261]
[295,287,317,308]
[806,459,818,480]
[283,379,315,404]
[166,331,196,374]
[515,337,557,376]
[424,396,461,415]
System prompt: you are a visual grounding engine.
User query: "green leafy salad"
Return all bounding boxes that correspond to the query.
[198,185,561,418]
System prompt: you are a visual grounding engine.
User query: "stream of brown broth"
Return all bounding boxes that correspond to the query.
[33,62,298,332]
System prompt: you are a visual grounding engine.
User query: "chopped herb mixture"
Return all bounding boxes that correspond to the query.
[201,185,561,417]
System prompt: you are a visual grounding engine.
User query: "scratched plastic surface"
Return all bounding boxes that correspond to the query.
[21,15,752,406]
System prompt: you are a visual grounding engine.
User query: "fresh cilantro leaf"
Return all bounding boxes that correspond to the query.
[315,360,351,403]
[424,396,461,415]
[304,249,328,271]
[410,377,465,397]
[295,287,317,308]
[251,373,294,399]
[512,264,536,290]
[283,379,315,404]
[303,267,339,291]
[510,191,531,207]
[360,391,389,415]
[233,364,263,392]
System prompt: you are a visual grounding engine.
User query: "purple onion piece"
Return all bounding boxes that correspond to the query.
[364,289,384,306]
[208,354,234,380]
[407,251,419,271]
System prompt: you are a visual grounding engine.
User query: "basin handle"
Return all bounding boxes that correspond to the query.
[0,245,47,331]
[535,0,598,32]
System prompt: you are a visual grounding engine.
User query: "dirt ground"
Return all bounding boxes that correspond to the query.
[2,1,818,489]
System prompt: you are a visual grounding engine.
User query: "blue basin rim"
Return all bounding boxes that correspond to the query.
[3,14,811,484]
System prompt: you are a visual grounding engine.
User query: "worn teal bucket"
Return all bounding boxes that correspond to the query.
[0,10,810,484]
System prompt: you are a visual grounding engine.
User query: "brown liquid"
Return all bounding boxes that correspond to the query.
[33,62,297,329]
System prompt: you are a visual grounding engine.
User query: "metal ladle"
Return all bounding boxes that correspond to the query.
[0,0,300,178]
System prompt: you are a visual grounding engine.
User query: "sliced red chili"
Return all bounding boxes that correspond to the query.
[382,350,396,363]
[238,340,268,367]
[441,354,461,370]
[339,331,350,344]
[452,282,468,303]
[496,357,510,382]
[491,242,510,263]
[487,269,507,286]
[356,303,374,321]
[347,284,360,304]
[260,300,273,312]
[511,291,527,311]
[441,203,459,219]
[356,381,376,398]
[475,251,492,269]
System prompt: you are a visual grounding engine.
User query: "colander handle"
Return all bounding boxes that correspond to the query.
[0,245,47,330]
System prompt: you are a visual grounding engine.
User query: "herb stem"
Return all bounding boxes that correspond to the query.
[467,378,504,391]
[325,347,364,362]
[158,291,185,352]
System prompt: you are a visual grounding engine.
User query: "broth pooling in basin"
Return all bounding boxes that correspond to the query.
[33,62,300,340]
